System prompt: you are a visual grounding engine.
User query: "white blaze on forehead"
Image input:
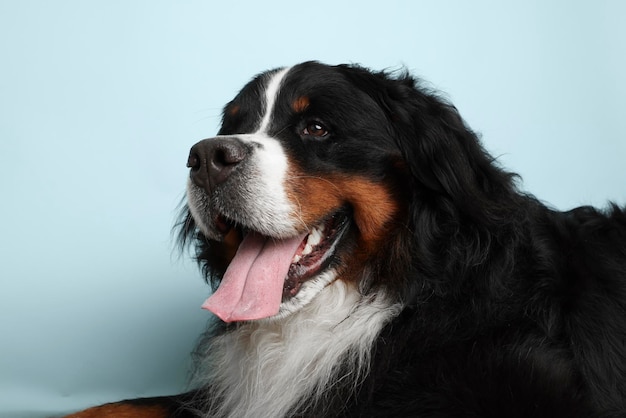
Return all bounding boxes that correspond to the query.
[257,67,291,133]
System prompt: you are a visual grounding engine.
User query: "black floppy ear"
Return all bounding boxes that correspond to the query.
[346,68,518,227]
[391,81,498,194]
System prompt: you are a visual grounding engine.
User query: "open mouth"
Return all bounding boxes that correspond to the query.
[284,211,348,299]
[202,209,349,322]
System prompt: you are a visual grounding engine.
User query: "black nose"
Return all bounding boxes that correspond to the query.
[187,137,249,192]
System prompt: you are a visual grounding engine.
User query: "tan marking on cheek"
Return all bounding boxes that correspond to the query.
[285,164,405,284]
[285,172,343,226]
[337,177,400,246]
[286,165,401,245]
[291,96,310,113]
[336,176,404,283]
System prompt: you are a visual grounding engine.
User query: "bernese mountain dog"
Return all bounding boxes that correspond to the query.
[66,61,626,418]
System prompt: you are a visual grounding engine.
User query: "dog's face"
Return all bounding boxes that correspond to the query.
[185,62,408,322]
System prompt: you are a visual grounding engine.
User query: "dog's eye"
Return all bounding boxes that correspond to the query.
[302,121,329,138]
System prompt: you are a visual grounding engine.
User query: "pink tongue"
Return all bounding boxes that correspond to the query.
[202,231,307,322]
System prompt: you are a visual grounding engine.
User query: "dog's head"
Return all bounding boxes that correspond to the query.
[180,61,516,322]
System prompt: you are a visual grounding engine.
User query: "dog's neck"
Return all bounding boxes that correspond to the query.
[194,279,401,418]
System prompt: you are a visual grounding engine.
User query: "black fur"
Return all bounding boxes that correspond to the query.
[174,62,626,417]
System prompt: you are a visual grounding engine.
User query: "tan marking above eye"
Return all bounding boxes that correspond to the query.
[291,96,310,113]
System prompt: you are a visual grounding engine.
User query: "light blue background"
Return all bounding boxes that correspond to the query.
[1,1,625,417]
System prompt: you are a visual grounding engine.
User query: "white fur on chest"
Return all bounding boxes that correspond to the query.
[194,280,401,418]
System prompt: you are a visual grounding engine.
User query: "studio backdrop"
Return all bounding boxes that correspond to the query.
[1,1,624,417]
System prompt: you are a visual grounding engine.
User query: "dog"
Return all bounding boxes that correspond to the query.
[66,61,626,417]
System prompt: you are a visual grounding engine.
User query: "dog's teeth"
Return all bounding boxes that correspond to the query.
[293,225,325,263]
[308,227,323,247]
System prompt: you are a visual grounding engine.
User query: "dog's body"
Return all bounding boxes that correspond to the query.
[67,62,626,418]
